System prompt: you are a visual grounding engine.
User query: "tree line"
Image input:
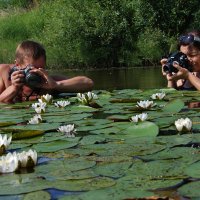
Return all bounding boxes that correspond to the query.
[0,0,200,69]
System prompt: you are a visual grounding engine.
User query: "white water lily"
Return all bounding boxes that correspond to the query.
[0,134,12,149]
[58,124,76,137]
[54,100,70,108]
[136,100,156,109]
[17,149,37,168]
[77,92,98,105]
[0,152,19,173]
[130,113,148,123]
[39,94,53,103]
[28,114,42,124]
[32,102,46,114]
[175,118,192,132]
[151,92,166,100]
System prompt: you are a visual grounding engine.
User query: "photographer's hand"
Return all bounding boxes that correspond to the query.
[0,68,25,103]
[161,58,177,88]
[30,68,57,90]
[10,70,25,88]
[168,62,190,81]
[161,58,168,76]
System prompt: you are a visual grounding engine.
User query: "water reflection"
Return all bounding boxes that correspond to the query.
[50,67,166,90]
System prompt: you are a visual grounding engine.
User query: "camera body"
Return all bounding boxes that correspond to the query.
[163,51,192,73]
[9,65,44,88]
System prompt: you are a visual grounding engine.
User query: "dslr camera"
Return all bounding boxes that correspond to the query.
[163,51,192,73]
[9,65,44,88]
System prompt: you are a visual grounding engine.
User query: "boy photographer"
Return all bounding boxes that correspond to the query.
[0,40,93,103]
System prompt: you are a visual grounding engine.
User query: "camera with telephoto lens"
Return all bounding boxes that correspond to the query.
[163,51,192,73]
[9,65,44,88]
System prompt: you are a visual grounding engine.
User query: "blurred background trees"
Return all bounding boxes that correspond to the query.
[0,0,200,68]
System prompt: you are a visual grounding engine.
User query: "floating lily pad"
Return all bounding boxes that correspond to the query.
[59,188,154,200]
[162,99,185,113]
[33,140,78,152]
[12,130,45,140]
[79,135,106,145]
[23,190,51,200]
[184,161,200,178]
[35,157,96,180]
[0,174,53,195]
[93,161,132,178]
[178,181,200,198]
[54,177,116,191]
[122,121,159,138]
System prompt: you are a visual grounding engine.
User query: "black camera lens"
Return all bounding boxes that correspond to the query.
[25,72,43,88]
[24,67,44,88]
[163,63,178,74]
[163,51,192,73]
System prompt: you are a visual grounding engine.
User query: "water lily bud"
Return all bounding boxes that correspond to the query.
[130,113,148,123]
[136,100,156,109]
[28,114,42,124]
[77,92,98,105]
[0,152,19,173]
[54,100,70,108]
[17,149,37,168]
[40,94,53,103]
[58,124,76,137]
[151,92,165,100]
[175,118,192,132]
[0,134,12,155]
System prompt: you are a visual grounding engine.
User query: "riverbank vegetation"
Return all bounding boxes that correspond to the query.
[0,0,200,69]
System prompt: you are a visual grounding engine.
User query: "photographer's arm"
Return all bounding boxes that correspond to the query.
[54,76,94,92]
[0,85,20,103]
[185,72,200,90]
[166,74,178,88]
[33,68,94,92]
[168,62,200,90]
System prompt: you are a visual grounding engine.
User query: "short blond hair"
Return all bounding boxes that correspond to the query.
[15,40,46,65]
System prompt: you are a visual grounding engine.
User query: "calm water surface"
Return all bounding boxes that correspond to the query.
[51,67,166,90]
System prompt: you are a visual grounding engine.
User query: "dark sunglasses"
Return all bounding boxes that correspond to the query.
[179,34,200,45]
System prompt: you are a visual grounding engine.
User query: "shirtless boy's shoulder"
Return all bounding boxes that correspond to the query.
[0,64,14,88]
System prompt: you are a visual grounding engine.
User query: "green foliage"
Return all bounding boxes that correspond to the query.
[0,0,200,68]
[40,0,137,68]
[138,0,200,36]
[0,0,30,9]
[0,7,44,62]
[136,28,177,65]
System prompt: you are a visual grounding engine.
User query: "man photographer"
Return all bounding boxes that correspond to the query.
[0,40,94,103]
[161,30,200,90]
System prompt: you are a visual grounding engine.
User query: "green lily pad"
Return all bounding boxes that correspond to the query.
[93,161,133,178]
[162,99,185,113]
[0,174,53,195]
[54,177,116,191]
[185,161,200,178]
[178,181,200,198]
[59,188,154,200]
[122,121,159,138]
[33,140,78,152]
[79,135,106,145]
[12,130,44,140]
[35,157,97,180]
[23,191,51,200]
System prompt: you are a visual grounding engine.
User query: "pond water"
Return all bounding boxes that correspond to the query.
[51,67,166,90]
